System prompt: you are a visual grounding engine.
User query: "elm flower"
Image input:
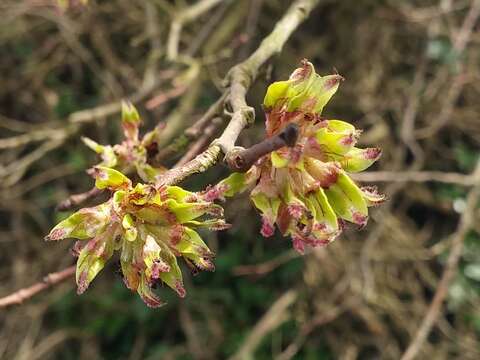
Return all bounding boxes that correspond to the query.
[208,60,384,254]
[82,101,164,183]
[46,166,229,307]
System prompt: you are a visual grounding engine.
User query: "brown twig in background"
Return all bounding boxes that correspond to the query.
[153,93,227,164]
[56,187,104,211]
[0,266,75,309]
[145,85,188,110]
[400,159,480,360]
[352,170,476,186]
[166,0,226,60]
[414,0,480,139]
[275,301,352,360]
[229,290,298,360]
[233,250,299,277]
[175,118,223,167]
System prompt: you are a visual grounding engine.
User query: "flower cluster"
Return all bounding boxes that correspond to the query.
[208,60,384,253]
[82,101,163,183]
[46,166,229,307]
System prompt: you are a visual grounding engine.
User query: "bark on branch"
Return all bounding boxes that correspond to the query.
[226,123,299,172]
[158,0,320,186]
[0,266,76,309]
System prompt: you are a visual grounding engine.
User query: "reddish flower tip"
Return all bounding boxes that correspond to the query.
[292,236,305,254]
[324,74,345,90]
[260,217,275,237]
[175,281,186,298]
[142,294,165,308]
[202,184,229,202]
[45,228,66,241]
[151,260,170,279]
[77,271,89,295]
[364,148,382,160]
[352,212,368,228]
[287,204,304,220]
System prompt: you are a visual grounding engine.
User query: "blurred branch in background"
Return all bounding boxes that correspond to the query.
[353,170,477,186]
[401,160,480,359]
[230,290,298,360]
[0,266,75,308]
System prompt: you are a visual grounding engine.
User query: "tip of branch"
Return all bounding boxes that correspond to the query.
[279,123,299,147]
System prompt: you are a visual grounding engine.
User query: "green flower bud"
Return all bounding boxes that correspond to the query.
[46,168,228,307]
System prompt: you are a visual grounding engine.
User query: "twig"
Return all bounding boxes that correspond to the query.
[225,123,299,172]
[68,66,165,124]
[175,118,223,167]
[238,0,265,59]
[179,304,207,360]
[400,159,480,360]
[158,0,321,186]
[184,94,228,138]
[185,0,232,57]
[352,170,476,186]
[0,265,76,309]
[275,302,351,360]
[232,250,299,276]
[166,0,225,60]
[1,137,67,188]
[3,163,77,199]
[217,0,321,154]
[152,71,202,149]
[145,85,187,110]
[56,187,104,212]
[0,128,70,150]
[157,145,222,186]
[152,93,227,163]
[414,0,480,139]
[228,290,298,360]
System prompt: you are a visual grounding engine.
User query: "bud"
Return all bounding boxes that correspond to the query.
[46,168,228,307]
[57,0,89,10]
[82,102,164,183]
[211,60,384,253]
[121,101,141,142]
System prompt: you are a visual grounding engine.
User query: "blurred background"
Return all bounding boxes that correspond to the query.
[1,0,480,359]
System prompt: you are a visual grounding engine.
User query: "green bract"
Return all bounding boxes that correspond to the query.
[207,60,384,254]
[46,166,229,307]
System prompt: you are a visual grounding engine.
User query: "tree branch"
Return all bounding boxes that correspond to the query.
[158,0,320,186]
[229,290,298,360]
[166,0,226,60]
[216,0,320,154]
[0,265,76,309]
[226,123,299,172]
[56,187,104,211]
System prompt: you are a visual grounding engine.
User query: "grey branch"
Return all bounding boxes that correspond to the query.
[158,0,320,186]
